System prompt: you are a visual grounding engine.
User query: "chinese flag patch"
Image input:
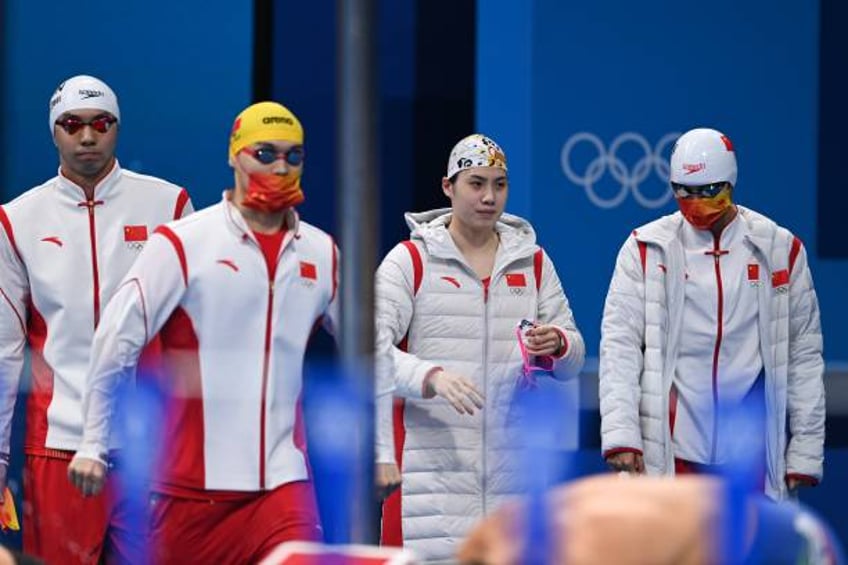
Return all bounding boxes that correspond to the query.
[505,273,527,287]
[300,261,317,280]
[747,264,759,282]
[124,225,148,242]
[771,269,789,287]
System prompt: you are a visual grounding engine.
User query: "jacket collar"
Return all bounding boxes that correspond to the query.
[405,208,539,263]
[633,205,775,256]
[55,159,122,203]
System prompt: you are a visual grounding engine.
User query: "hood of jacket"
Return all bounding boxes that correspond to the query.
[404,208,539,263]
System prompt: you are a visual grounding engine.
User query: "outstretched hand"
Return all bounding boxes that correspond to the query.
[425,370,485,415]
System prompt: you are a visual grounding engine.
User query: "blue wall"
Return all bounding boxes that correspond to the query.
[2,1,253,209]
[271,0,419,250]
[478,0,847,368]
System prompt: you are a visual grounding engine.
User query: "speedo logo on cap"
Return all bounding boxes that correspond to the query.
[263,116,293,125]
[50,95,62,109]
[79,89,105,100]
[683,163,706,175]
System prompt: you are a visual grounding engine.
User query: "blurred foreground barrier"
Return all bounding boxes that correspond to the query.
[259,541,417,564]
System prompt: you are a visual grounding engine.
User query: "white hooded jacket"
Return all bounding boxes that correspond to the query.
[376,209,585,561]
[599,206,825,500]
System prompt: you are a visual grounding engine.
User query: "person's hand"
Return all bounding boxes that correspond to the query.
[375,462,401,500]
[67,456,108,497]
[523,324,564,357]
[786,476,816,491]
[424,370,485,415]
[606,451,645,474]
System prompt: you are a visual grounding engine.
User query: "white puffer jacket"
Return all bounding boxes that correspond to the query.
[599,206,825,500]
[376,209,585,561]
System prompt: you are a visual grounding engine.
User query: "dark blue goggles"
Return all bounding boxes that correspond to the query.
[671,182,729,199]
[244,145,305,167]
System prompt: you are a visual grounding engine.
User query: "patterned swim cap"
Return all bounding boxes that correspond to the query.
[446,134,507,179]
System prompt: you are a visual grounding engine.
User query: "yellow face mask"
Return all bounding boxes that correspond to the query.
[241,171,304,213]
[677,187,733,230]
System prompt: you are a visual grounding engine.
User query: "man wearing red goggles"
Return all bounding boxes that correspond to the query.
[0,74,193,564]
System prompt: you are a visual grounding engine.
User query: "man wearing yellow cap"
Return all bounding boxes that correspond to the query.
[67,101,338,562]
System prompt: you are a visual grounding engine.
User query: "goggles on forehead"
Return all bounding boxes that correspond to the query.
[55,114,117,135]
[671,181,729,199]
[243,145,305,167]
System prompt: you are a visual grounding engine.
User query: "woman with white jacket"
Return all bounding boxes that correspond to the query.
[375,134,585,561]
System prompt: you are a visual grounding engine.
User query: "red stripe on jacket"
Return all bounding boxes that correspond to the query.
[155,226,188,285]
[154,306,205,494]
[0,206,22,262]
[381,241,424,546]
[24,302,54,453]
[173,189,191,220]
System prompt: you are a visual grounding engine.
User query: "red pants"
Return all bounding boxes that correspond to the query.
[23,453,146,565]
[149,481,321,564]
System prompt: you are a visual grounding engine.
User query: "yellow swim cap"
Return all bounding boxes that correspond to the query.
[229,101,303,158]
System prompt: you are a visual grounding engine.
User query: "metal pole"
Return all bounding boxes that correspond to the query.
[337,0,378,543]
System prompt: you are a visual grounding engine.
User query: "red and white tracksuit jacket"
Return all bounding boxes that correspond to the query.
[77,194,339,494]
[0,162,192,458]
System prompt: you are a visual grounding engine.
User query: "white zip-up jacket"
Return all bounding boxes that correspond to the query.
[77,194,339,493]
[376,209,585,560]
[0,162,192,457]
[599,206,825,500]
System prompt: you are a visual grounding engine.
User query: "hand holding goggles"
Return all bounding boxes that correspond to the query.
[243,145,305,167]
[55,114,117,135]
[516,319,551,390]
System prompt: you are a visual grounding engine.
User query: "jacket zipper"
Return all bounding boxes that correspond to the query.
[259,277,274,489]
[79,199,103,327]
[707,236,727,463]
[481,279,489,516]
